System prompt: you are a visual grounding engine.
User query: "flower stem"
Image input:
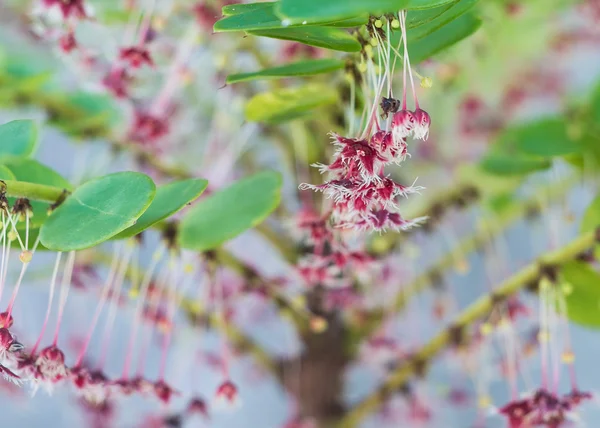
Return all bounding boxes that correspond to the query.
[339,230,597,428]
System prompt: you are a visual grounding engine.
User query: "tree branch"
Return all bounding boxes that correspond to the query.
[339,230,597,428]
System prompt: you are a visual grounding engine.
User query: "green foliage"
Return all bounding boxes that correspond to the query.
[223,2,274,16]
[248,27,361,52]
[406,0,479,41]
[114,178,208,239]
[408,12,481,63]
[580,194,600,234]
[591,80,600,126]
[55,91,120,135]
[509,118,581,157]
[0,120,38,157]
[560,261,600,328]
[480,116,583,176]
[40,172,156,251]
[480,155,550,176]
[0,165,15,180]
[244,84,337,123]
[215,2,366,31]
[276,0,455,21]
[226,59,345,84]
[178,171,282,251]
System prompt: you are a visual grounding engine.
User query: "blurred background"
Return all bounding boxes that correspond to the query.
[0,1,599,427]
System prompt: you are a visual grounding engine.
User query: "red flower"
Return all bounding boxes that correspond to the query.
[42,0,86,19]
[119,46,154,69]
[58,31,77,53]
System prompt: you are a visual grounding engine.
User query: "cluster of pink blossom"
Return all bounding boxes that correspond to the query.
[299,115,429,233]
[300,12,430,234]
[499,388,591,428]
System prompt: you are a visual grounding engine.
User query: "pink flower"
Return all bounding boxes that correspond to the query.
[215,379,238,405]
[102,67,133,99]
[58,31,77,53]
[42,0,86,19]
[391,110,416,142]
[119,46,154,69]
[412,109,431,140]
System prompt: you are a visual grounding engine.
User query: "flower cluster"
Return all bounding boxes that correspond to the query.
[499,388,591,428]
[300,12,429,233]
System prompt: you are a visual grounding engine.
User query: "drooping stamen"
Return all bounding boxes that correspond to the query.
[74,244,122,366]
[158,260,195,381]
[150,24,199,118]
[52,251,76,346]
[122,245,166,378]
[136,0,156,47]
[31,252,63,355]
[136,251,175,377]
[400,11,418,109]
[96,241,135,369]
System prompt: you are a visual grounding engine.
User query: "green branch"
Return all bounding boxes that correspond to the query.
[339,230,597,428]
[1,179,67,203]
[353,176,577,344]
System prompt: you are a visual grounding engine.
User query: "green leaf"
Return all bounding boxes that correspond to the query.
[0,157,71,190]
[0,120,38,157]
[57,91,120,134]
[0,165,15,180]
[114,178,208,239]
[509,118,582,158]
[245,84,337,123]
[480,155,551,176]
[581,194,600,234]
[227,59,345,84]
[0,157,72,229]
[249,27,361,52]
[277,0,410,21]
[406,0,479,41]
[406,0,456,8]
[222,2,275,16]
[408,12,482,63]
[560,261,600,328]
[215,2,365,31]
[405,2,455,29]
[591,80,600,125]
[178,171,282,251]
[40,172,156,251]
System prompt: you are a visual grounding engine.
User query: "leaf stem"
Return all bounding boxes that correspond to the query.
[1,180,68,203]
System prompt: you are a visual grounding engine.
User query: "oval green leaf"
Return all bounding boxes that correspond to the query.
[406,0,479,41]
[560,261,600,328]
[0,120,38,157]
[0,165,15,180]
[227,59,345,84]
[408,12,482,63]
[480,155,551,176]
[40,172,156,251]
[510,118,582,158]
[245,84,337,123]
[216,2,365,31]
[248,27,361,52]
[223,2,275,16]
[114,178,208,239]
[277,0,410,21]
[580,194,600,234]
[178,171,282,251]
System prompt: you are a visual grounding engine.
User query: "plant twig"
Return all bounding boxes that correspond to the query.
[352,176,578,344]
[339,229,597,428]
